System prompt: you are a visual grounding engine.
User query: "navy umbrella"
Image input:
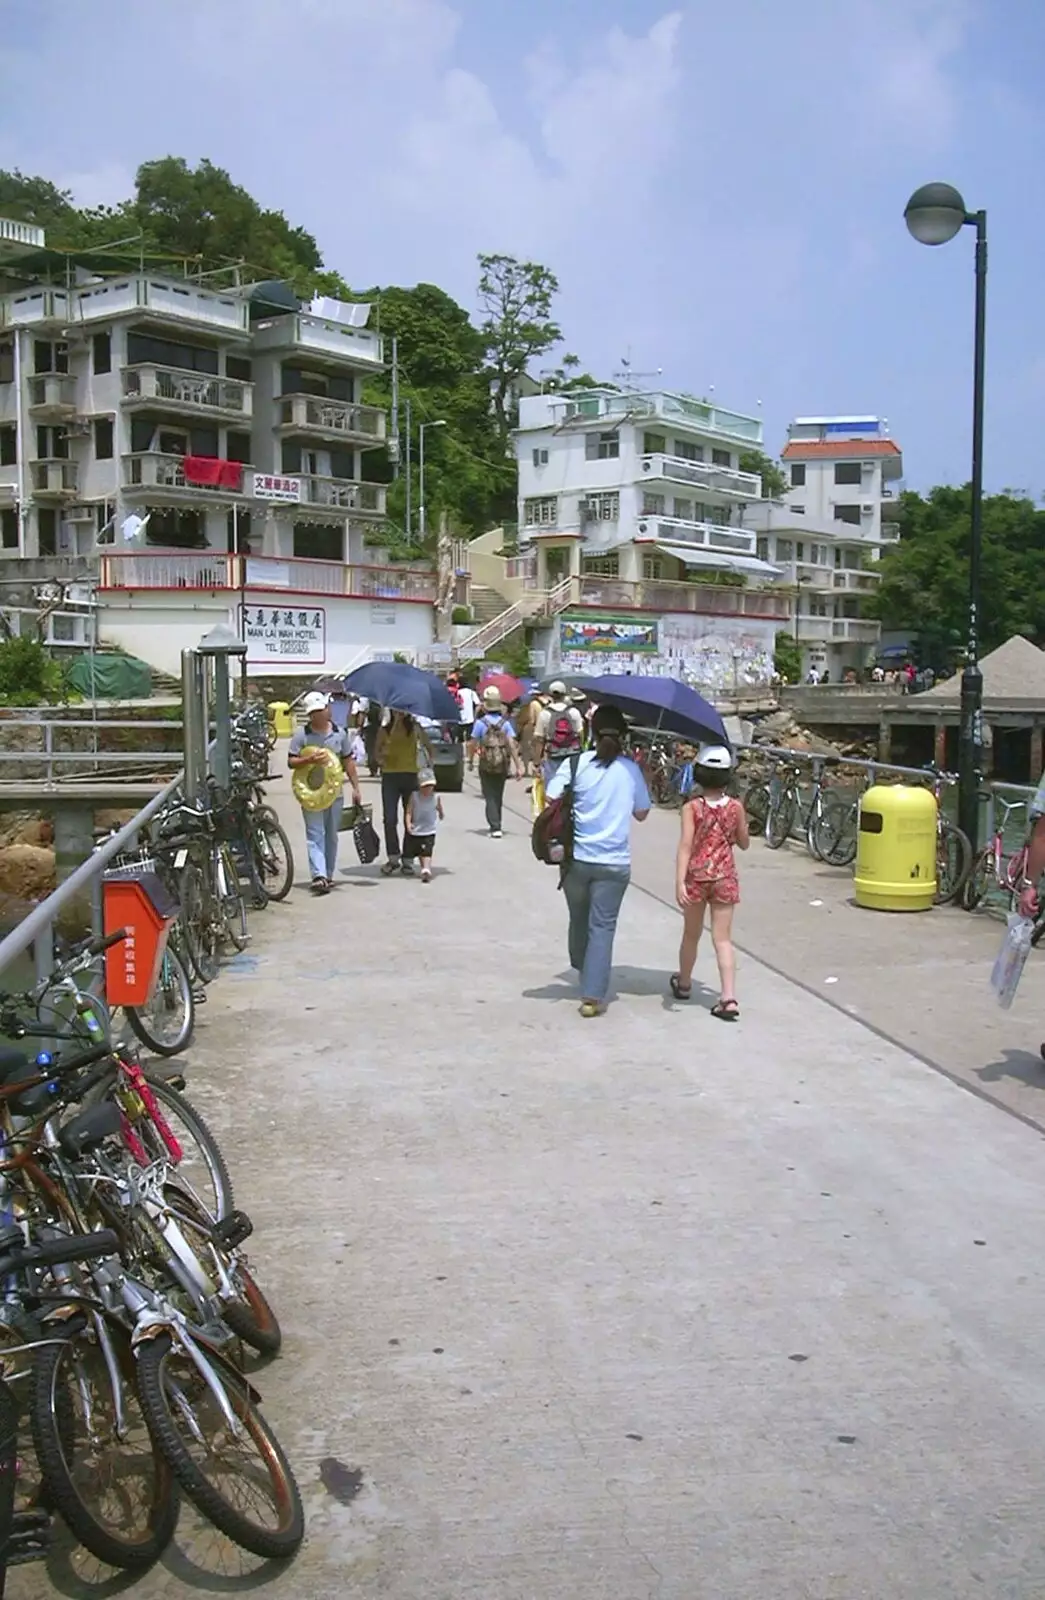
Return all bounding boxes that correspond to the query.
[341,661,460,722]
[577,673,728,745]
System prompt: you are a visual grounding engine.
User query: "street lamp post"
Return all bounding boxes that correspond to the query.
[904,181,987,853]
[418,419,446,542]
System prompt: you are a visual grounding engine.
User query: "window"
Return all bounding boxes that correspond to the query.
[0,343,13,385]
[756,538,769,562]
[581,552,619,577]
[834,461,862,485]
[643,431,667,454]
[711,448,731,467]
[126,332,218,375]
[790,463,806,487]
[776,538,794,561]
[531,447,549,467]
[143,507,204,548]
[34,341,67,375]
[674,438,704,461]
[226,355,252,382]
[834,504,861,525]
[795,542,805,562]
[582,492,619,521]
[642,493,665,516]
[585,430,619,460]
[0,427,15,467]
[808,596,828,617]
[93,419,113,460]
[158,428,189,456]
[227,508,252,553]
[642,556,663,580]
[36,426,68,460]
[524,495,558,526]
[791,505,805,514]
[38,507,57,556]
[672,497,693,521]
[282,441,302,474]
[293,522,343,561]
[0,508,16,549]
[227,431,251,465]
[92,333,111,374]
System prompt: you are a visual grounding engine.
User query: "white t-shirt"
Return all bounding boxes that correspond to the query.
[536,704,585,750]
[457,687,480,722]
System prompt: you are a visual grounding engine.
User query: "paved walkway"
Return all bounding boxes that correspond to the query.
[19,770,1045,1597]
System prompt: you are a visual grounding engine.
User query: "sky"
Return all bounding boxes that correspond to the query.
[1,0,1043,494]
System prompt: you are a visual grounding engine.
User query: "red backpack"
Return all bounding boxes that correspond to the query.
[532,754,581,875]
[548,710,580,756]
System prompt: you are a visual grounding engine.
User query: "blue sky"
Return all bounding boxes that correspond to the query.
[1,0,1043,493]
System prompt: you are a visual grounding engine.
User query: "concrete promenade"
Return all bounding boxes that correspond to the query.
[19,769,1045,1597]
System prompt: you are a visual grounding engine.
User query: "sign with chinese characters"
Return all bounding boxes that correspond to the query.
[252,473,302,503]
[240,604,325,664]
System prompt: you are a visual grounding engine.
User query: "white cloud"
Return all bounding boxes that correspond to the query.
[54,162,136,211]
[860,0,971,148]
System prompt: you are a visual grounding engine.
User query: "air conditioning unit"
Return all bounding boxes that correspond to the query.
[65,419,91,437]
[861,504,874,514]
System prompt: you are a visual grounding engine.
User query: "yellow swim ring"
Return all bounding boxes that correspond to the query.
[292,745,344,810]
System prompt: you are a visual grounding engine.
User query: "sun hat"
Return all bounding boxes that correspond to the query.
[301,691,328,714]
[482,685,503,707]
[695,743,733,770]
[418,768,436,787]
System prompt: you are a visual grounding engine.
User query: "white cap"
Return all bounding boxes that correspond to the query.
[302,691,328,714]
[696,743,733,770]
[549,680,567,699]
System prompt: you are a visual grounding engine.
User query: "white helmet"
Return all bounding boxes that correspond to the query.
[301,691,329,714]
[696,743,733,770]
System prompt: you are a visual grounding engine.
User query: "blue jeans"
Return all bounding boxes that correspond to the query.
[303,797,343,881]
[562,861,630,1002]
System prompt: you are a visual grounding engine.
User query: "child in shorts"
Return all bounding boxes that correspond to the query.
[404,769,443,883]
[671,744,749,1019]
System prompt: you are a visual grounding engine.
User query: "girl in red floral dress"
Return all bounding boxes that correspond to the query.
[671,745,749,1019]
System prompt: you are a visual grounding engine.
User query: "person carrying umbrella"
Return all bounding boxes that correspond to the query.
[288,691,363,895]
[375,711,434,876]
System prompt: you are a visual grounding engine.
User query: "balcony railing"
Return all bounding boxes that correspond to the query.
[574,574,790,619]
[122,365,253,418]
[74,277,248,333]
[1,288,72,328]
[31,459,79,496]
[637,514,756,555]
[299,475,386,513]
[563,391,762,443]
[27,373,78,416]
[252,313,384,366]
[831,570,880,592]
[640,453,761,499]
[279,393,385,442]
[99,551,437,601]
[123,453,251,496]
[797,616,881,643]
[881,522,900,542]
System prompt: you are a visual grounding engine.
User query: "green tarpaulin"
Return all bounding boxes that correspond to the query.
[66,653,153,700]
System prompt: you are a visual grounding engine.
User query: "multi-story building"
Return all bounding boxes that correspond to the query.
[0,221,435,675]
[742,416,903,679]
[495,387,790,691]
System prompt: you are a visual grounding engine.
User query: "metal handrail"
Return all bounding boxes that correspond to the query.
[0,773,183,982]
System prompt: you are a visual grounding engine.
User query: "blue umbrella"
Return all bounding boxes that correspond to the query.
[577,673,728,745]
[341,661,460,722]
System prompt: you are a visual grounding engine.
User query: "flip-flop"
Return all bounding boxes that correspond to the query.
[711,1000,740,1022]
[669,975,691,1001]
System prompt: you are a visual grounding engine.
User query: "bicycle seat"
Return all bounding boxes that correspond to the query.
[0,1048,32,1087]
[58,1101,122,1159]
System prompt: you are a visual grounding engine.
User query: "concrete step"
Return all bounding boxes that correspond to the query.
[470,585,511,625]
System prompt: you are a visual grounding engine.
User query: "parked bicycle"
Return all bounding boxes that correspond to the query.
[744,757,847,859]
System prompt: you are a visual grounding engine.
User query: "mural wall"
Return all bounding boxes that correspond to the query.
[552,610,776,693]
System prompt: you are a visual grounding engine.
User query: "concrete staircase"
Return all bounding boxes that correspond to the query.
[469,585,512,625]
[454,578,575,661]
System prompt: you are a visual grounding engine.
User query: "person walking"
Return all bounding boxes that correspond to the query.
[404,767,444,883]
[468,686,522,837]
[671,744,749,1019]
[288,691,362,895]
[376,710,433,876]
[535,681,585,781]
[545,704,650,1018]
[448,673,480,744]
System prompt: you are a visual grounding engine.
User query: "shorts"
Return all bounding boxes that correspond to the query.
[404,833,435,859]
[685,874,739,906]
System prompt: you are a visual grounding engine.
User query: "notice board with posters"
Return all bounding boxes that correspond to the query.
[240,603,326,664]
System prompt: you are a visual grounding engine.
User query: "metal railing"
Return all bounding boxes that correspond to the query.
[0,714,183,783]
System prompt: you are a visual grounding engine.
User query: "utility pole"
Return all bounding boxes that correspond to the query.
[389,336,400,480]
[405,398,412,542]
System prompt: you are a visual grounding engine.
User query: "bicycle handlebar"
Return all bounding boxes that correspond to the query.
[0,1228,119,1280]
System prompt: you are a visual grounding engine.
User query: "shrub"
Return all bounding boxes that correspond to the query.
[0,637,64,705]
[451,605,473,624]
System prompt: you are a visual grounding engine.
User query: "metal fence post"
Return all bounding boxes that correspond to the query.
[211,654,231,792]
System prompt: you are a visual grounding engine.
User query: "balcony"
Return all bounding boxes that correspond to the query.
[881,521,900,542]
[636,514,757,556]
[122,365,253,420]
[640,453,761,500]
[278,393,385,444]
[252,313,384,368]
[74,276,249,334]
[574,574,790,620]
[123,453,252,500]
[560,389,762,444]
[830,569,880,593]
[27,373,79,419]
[299,475,386,514]
[99,551,436,602]
[1,288,72,329]
[31,459,79,499]
[797,616,881,643]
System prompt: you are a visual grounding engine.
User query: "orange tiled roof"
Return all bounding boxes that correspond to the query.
[782,439,902,460]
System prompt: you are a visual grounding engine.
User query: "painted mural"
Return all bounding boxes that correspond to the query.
[554,611,776,693]
[559,614,659,653]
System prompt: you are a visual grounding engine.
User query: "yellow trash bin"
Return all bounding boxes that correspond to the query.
[267,700,293,739]
[854,783,937,911]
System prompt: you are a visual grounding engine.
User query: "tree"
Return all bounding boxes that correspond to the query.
[870,486,1045,663]
[739,449,787,500]
[774,632,802,684]
[477,254,562,446]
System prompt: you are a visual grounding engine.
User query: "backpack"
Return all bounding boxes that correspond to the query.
[478,716,512,776]
[532,754,581,871]
[548,710,580,757]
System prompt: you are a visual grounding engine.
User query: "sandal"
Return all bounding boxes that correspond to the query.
[711,999,740,1022]
[381,859,400,876]
[669,975,691,1001]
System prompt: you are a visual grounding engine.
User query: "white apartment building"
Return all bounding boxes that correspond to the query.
[742,416,903,679]
[0,220,435,674]
[511,387,790,692]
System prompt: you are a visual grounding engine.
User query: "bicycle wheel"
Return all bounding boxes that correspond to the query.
[251,813,294,903]
[765,791,796,850]
[217,846,249,953]
[962,847,993,911]
[743,783,769,837]
[132,1075,234,1221]
[935,818,973,905]
[136,1334,304,1560]
[814,797,857,866]
[179,861,220,984]
[32,1321,179,1571]
[125,945,195,1058]
[165,1191,282,1358]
